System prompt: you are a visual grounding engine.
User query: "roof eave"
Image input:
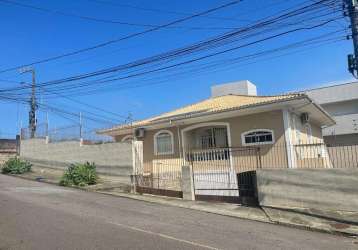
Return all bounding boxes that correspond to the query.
[99,96,310,135]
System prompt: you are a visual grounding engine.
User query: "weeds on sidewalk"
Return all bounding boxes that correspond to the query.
[59,162,98,187]
[1,157,32,174]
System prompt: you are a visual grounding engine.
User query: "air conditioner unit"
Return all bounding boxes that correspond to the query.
[300,113,310,124]
[134,128,145,138]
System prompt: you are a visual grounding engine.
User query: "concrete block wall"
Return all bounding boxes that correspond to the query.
[256,169,358,212]
[20,139,133,183]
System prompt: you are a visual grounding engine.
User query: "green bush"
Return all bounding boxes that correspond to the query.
[2,157,32,174]
[59,162,98,187]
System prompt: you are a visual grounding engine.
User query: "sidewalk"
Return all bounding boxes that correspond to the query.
[98,189,358,237]
[11,166,358,237]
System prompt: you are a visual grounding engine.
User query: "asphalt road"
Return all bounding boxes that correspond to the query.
[0,175,355,250]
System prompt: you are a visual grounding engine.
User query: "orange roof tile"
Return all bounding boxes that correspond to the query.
[100,93,304,133]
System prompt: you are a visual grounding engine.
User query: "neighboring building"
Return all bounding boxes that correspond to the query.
[99,80,335,173]
[303,81,358,145]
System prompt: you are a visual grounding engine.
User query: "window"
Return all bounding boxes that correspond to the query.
[154,130,174,155]
[199,127,228,149]
[242,129,274,146]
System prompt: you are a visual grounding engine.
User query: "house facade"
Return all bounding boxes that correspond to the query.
[99,81,335,178]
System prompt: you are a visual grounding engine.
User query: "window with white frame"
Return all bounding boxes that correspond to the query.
[242,129,274,146]
[154,130,174,155]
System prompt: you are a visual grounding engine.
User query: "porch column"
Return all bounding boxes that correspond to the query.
[181,165,195,200]
[282,109,296,168]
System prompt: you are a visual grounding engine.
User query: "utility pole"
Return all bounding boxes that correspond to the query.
[79,112,83,145]
[346,0,358,77]
[19,67,37,138]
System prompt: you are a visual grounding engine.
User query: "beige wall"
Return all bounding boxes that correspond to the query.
[117,110,288,172]
[289,113,329,168]
[115,109,328,172]
[290,113,323,145]
[226,110,286,147]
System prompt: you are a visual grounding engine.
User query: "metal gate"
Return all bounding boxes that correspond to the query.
[189,147,260,203]
[133,142,183,198]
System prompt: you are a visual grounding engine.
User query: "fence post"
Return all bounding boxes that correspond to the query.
[181,165,195,201]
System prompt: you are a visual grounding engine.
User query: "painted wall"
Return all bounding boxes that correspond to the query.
[122,110,289,173]
[115,109,328,172]
[20,139,133,182]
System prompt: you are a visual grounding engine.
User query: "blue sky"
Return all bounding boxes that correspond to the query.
[0,0,353,137]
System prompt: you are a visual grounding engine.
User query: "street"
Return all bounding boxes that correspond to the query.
[0,175,355,250]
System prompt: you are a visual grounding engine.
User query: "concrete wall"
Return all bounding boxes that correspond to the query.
[20,139,133,182]
[256,168,358,212]
[0,152,17,165]
[325,134,358,146]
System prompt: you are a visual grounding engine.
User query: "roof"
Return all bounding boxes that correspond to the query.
[302,81,358,105]
[100,93,305,133]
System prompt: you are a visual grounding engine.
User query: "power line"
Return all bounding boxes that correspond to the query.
[87,0,253,22]
[36,85,129,120]
[0,0,343,100]
[25,17,347,93]
[2,28,347,99]
[2,0,338,93]
[44,33,346,98]
[2,1,342,96]
[0,76,128,122]
[0,94,120,125]
[0,0,240,30]
[0,1,346,127]
[0,0,242,74]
